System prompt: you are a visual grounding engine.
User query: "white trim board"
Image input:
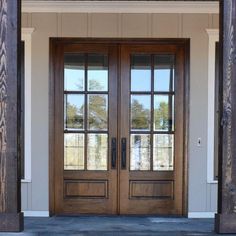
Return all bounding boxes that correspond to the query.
[22,1,219,14]
[23,211,49,217]
[188,212,215,218]
[23,211,215,218]
[21,27,34,183]
[206,29,219,184]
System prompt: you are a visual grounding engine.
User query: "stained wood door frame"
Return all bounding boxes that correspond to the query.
[49,38,190,216]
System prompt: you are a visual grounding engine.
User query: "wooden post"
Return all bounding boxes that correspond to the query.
[0,0,23,232]
[215,0,236,233]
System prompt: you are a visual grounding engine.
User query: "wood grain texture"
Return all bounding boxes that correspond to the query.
[51,41,118,215]
[0,0,8,213]
[50,38,189,216]
[221,0,235,213]
[215,0,236,233]
[0,0,23,232]
[119,42,187,215]
[220,0,236,214]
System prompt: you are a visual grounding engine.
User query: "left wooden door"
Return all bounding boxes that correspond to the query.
[52,42,118,214]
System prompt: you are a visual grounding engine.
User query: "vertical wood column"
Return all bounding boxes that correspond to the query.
[0,0,23,232]
[215,0,236,233]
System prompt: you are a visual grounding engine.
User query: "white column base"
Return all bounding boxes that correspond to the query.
[188,212,215,218]
[23,211,49,217]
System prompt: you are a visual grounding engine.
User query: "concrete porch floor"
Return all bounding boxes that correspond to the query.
[1,216,236,236]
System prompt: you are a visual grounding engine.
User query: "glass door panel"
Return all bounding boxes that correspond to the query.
[131,95,151,131]
[131,54,151,92]
[153,134,174,171]
[130,54,175,172]
[130,134,151,170]
[64,133,84,170]
[64,53,109,171]
[64,54,85,91]
[154,55,175,92]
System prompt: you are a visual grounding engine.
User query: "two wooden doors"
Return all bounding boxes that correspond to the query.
[50,39,188,215]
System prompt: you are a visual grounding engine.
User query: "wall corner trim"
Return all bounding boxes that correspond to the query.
[21,27,35,183]
[22,1,219,14]
[206,28,219,184]
[23,211,49,217]
[188,212,216,218]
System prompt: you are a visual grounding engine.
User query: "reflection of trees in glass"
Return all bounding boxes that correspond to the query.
[131,99,150,129]
[88,80,108,130]
[131,135,150,170]
[64,66,85,91]
[95,135,102,168]
[64,134,84,170]
[89,79,103,91]
[154,135,173,171]
[87,134,107,170]
[89,95,107,130]
[154,101,169,130]
[66,102,84,129]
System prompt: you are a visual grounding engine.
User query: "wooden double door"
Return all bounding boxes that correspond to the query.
[51,39,188,215]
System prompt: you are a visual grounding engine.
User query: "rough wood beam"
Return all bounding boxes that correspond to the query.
[215,0,236,233]
[0,0,23,232]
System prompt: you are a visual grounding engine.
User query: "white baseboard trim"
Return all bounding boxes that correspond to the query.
[23,211,49,217]
[23,211,215,218]
[188,212,216,218]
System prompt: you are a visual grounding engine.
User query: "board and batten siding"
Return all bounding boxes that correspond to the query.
[21,12,219,214]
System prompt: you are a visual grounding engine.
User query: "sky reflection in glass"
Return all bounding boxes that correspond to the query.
[65,68,84,91]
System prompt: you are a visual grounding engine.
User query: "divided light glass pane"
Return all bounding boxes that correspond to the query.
[65,94,84,130]
[88,94,108,131]
[154,55,175,92]
[64,133,84,170]
[64,54,85,91]
[131,54,151,92]
[154,95,174,131]
[88,54,108,91]
[131,95,151,131]
[130,134,151,171]
[153,134,174,171]
[87,134,108,170]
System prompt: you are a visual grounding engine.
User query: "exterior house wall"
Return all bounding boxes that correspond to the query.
[21,12,219,214]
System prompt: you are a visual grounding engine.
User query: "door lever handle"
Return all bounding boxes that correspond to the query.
[121,138,126,169]
[111,138,117,169]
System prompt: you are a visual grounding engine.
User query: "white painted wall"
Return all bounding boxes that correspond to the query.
[21,11,219,215]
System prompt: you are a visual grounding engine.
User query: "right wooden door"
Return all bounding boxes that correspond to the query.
[119,43,185,215]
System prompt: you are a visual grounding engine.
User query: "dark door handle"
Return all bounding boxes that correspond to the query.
[111,138,117,169]
[121,138,126,169]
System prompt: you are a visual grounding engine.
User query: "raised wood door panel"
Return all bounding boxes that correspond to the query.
[119,44,185,215]
[53,42,118,214]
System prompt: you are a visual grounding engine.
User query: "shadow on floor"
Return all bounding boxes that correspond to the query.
[0,216,235,235]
